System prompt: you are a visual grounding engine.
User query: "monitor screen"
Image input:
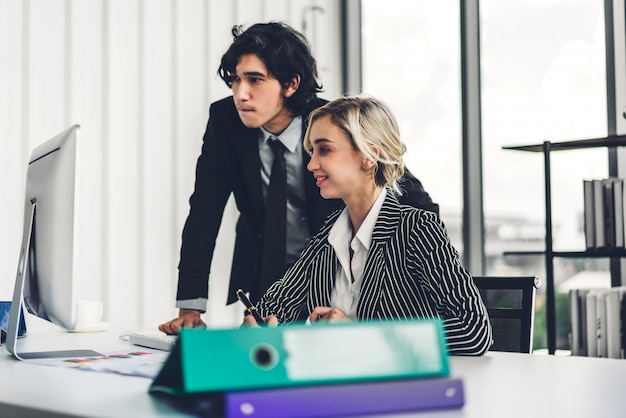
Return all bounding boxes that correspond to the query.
[6,125,102,360]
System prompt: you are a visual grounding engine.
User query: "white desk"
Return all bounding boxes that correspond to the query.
[0,318,184,418]
[2,319,626,418]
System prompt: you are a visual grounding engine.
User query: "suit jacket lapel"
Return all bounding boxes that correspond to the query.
[306,243,336,309]
[231,120,265,222]
[357,192,402,318]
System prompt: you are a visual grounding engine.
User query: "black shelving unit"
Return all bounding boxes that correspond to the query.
[503,133,626,355]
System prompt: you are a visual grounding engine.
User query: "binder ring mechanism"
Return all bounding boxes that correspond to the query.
[249,342,279,371]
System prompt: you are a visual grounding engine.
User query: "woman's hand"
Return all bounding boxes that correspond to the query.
[309,306,351,323]
[241,314,279,327]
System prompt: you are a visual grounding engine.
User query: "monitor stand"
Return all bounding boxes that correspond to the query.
[6,201,103,360]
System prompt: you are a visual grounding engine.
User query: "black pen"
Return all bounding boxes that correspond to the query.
[236,289,266,326]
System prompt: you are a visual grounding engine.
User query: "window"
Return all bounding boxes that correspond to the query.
[481,0,607,350]
[362,0,463,252]
[363,0,608,351]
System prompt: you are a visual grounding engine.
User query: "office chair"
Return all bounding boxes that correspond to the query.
[472,276,541,354]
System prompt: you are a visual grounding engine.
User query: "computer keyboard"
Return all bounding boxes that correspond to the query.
[120,330,177,352]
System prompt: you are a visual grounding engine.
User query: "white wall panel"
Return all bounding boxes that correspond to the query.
[206,0,235,103]
[298,0,342,101]
[172,0,207,324]
[105,0,141,326]
[265,0,291,21]
[28,0,67,142]
[140,0,176,327]
[0,0,25,299]
[314,0,342,100]
[0,0,342,330]
[69,0,105,308]
[235,0,264,27]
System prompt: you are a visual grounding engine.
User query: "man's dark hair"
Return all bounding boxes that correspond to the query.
[218,21,323,116]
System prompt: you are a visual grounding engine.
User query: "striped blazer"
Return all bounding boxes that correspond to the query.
[258,190,493,356]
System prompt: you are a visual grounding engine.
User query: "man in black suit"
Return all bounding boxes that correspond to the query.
[159,22,438,334]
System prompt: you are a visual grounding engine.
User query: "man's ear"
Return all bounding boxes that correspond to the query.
[283,75,301,98]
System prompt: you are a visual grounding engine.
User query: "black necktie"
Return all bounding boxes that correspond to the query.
[258,137,287,299]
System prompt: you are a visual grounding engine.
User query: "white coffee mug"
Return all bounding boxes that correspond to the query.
[75,300,103,328]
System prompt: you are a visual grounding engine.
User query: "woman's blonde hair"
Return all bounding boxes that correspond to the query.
[304,95,406,194]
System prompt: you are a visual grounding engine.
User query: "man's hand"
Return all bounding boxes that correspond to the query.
[158,309,206,335]
[309,306,351,323]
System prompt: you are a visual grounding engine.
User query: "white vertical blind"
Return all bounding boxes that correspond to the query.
[0,0,341,329]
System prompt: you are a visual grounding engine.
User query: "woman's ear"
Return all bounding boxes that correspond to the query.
[363,145,380,169]
[362,158,377,169]
[283,75,301,98]
[363,160,378,171]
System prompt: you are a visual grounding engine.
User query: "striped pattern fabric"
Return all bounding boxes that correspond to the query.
[258,190,493,356]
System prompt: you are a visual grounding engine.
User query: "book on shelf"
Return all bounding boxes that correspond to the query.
[583,180,595,249]
[606,286,626,359]
[569,289,580,356]
[583,177,626,250]
[603,179,616,248]
[569,288,590,356]
[603,178,624,248]
[569,286,626,359]
[595,290,608,358]
[585,290,598,357]
[622,296,626,357]
[586,288,611,357]
[593,179,606,248]
[614,180,625,247]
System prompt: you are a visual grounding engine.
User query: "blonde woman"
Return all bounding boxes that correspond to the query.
[244,95,492,356]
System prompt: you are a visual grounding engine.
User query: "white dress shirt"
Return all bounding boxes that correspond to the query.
[259,117,310,264]
[328,188,387,319]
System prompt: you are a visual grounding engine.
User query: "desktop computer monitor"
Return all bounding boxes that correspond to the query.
[6,125,102,360]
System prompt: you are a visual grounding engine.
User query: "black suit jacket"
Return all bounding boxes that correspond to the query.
[176,96,438,305]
